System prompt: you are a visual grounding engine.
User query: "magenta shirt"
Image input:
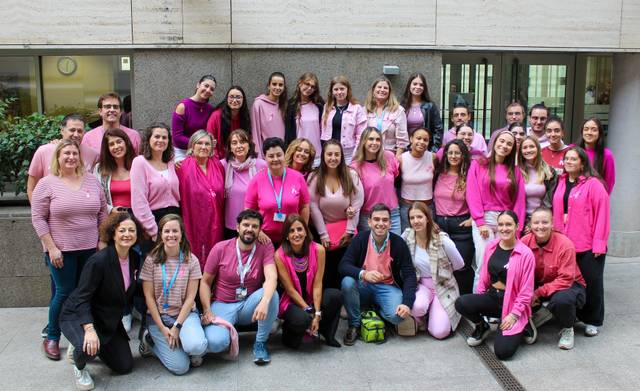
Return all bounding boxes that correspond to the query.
[351,151,400,213]
[204,238,275,303]
[244,168,310,242]
[82,125,141,155]
[406,103,424,134]
[221,159,268,230]
[433,173,469,216]
[585,147,615,194]
[297,103,322,157]
[172,98,215,150]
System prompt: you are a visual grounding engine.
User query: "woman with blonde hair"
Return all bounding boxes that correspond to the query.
[285,138,316,178]
[363,76,409,157]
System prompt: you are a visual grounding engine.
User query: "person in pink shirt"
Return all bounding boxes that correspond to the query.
[31,140,108,360]
[320,75,367,164]
[433,139,474,295]
[467,129,526,289]
[578,117,615,194]
[552,147,610,337]
[82,92,141,154]
[221,129,267,239]
[363,76,409,158]
[541,116,570,173]
[176,131,225,268]
[455,211,536,360]
[252,72,287,158]
[442,104,488,155]
[350,127,401,235]
[400,72,444,150]
[526,103,550,148]
[285,138,316,179]
[308,140,364,289]
[94,128,136,215]
[487,101,526,150]
[131,123,180,243]
[207,86,251,159]
[27,114,99,202]
[436,123,486,162]
[284,73,324,167]
[245,137,310,246]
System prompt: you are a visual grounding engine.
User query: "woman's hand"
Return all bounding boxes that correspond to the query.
[459,218,472,228]
[321,237,331,249]
[338,233,354,248]
[83,328,100,356]
[478,225,491,240]
[310,316,320,336]
[49,247,64,268]
[500,313,518,331]
[257,231,271,245]
[162,326,179,349]
[201,309,216,325]
[345,206,356,219]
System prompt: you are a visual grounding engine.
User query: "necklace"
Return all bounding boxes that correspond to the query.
[292,253,308,273]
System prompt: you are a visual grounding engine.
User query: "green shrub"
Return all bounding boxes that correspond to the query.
[0,100,63,195]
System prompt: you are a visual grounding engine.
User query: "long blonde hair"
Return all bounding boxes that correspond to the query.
[352,127,386,176]
[517,135,554,183]
[285,138,316,174]
[50,140,84,177]
[322,75,358,127]
[364,76,400,113]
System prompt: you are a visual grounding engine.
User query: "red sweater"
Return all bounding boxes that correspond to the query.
[521,231,586,298]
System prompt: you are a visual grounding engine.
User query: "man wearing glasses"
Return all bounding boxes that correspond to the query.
[82,92,141,154]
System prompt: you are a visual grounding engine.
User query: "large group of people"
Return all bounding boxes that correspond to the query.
[28,72,614,390]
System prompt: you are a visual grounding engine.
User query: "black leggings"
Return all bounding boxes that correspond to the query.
[435,214,475,295]
[60,320,133,374]
[455,289,523,360]
[576,251,606,326]
[281,289,342,349]
[538,282,586,328]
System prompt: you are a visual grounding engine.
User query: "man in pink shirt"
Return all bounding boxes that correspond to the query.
[526,103,550,148]
[199,209,278,365]
[82,92,141,154]
[27,113,99,202]
[442,103,487,155]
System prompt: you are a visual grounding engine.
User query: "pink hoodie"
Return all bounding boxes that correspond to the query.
[478,239,535,336]
[552,174,610,254]
[466,159,526,230]
[251,94,285,158]
[443,126,488,156]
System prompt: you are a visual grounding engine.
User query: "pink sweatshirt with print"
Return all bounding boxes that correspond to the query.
[251,94,285,158]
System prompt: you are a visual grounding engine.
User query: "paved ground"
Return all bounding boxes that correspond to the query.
[1,256,638,390]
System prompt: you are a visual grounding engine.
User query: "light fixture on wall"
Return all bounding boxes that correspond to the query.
[57,56,77,76]
[383,65,400,75]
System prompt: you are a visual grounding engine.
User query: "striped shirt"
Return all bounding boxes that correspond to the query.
[31,174,107,251]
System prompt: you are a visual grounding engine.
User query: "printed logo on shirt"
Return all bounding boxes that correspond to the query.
[291,186,299,196]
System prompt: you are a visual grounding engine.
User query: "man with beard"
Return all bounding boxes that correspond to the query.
[200,209,279,365]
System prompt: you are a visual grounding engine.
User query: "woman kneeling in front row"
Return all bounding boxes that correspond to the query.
[455,210,536,360]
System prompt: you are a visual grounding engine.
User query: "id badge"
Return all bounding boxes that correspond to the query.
[273,212,286,222]
[235,287,248,301]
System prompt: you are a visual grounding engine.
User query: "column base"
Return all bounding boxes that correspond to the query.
[608,230,640,257]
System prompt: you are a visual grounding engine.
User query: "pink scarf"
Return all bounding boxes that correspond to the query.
[224,157,257,197]
[277,242,319,317]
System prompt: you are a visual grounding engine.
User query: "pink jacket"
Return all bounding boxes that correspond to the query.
[478,239,535,336]
[251,94,285,158]
[443,127,488,156]
[552,174,610,254]
[320,103,367,149]
[364,107,409,152]
[466,159,526,230]
[585,147,615,194]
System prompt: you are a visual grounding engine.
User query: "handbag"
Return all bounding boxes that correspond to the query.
[396,317,418,337]
[326,220,356,251]
[360,310,386,343]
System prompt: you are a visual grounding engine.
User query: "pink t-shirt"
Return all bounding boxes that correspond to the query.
[406,103,424,134]
[82,125,141,154]
[28,143,99,179]
[244,168,310,242]
[297,103,322,158]
[524,167,546,215]
[433,173,469,216]
[119,257,131,291]
[221,159,268,230]
[400,151,434,201]
[351,151,399,213]
[204,238,275,303]
[110,179,132,208]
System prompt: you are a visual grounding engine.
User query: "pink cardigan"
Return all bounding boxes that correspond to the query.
[130,156,180,237]
[477,239,535,336]
[552,174,610,254]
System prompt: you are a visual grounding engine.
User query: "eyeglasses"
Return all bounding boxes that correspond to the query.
[101,104,120,110]
[228,95,243,101]
[446,151,462,156]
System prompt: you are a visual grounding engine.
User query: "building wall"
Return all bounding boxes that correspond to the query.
[1,0,638,50]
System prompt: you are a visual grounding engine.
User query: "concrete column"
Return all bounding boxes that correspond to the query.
[607,53,640,257]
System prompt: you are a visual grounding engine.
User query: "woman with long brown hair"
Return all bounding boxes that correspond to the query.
[285,73,324,166]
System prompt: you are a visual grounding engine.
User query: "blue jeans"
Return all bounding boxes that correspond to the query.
[358,207,401,236]
[147,312,207,375]
[203,288,279,353]
[46,248,95,341]
[341,276,404,327]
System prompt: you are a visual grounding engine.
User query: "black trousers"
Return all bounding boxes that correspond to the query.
[576,251,606,326]
[435,214,475,295]
[281,288,342,349]
[60,320,133,374]
[539,282,586,328]
[455,289,523,360]
[323,246,347,290]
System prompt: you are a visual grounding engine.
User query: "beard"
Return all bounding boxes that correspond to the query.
[239,232,256,245]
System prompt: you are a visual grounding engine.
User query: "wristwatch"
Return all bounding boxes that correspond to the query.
[174,322,183,330]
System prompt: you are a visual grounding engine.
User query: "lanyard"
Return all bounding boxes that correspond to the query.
[371,232,390,254]
[375,110,386,131]
[267,168,287,212]
[236,240,257,287]
[161,250,183,309]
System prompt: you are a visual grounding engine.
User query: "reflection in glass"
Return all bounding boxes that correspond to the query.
[584,56,612,129]
[0,57,38,117]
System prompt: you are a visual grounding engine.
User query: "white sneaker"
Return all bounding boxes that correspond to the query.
[67,344,75,364]
[584,324,599,337]
[558,327,575,350]
[190,354,204,367]
[73,365,94,390]
[122,314,133,333]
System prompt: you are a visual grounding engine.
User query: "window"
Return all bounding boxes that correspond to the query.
[583,56,612,129]
[0,57,38,117]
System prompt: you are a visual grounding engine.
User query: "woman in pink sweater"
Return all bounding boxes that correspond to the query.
[455,210,536,360]
[308,140,364,289]
[207,85,251,160]
[363,76,409,158]
[31,140,108,360]
[578,117,615,194]
[552,146,610,337]
[131,123,181,244]
[467,129,526,289]
[251,72,287,158]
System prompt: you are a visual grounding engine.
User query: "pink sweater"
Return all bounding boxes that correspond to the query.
[351,151,400,213]
[251,95,285,158]
[466,159,526,230]
[308,169,364,239]
[585,147,615,194]
[478,239,535,336]
[31,175,107,251]
[552,175,610,254]
[82,125,141,154]
[130,156,181,237]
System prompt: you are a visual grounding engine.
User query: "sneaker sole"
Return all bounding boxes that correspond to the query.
[558,343,574,350]
[524,320,538,345]
[466,330,490,347]
[253,358,270,366]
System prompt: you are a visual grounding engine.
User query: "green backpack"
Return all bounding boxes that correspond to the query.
[360,310,386,343]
